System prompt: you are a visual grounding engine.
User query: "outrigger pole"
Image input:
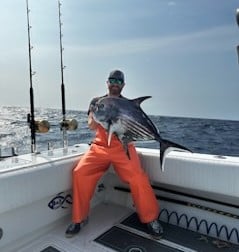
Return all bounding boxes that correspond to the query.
[58,0,77,148]
[26,0,36,153]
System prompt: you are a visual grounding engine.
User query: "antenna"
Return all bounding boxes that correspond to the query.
[26,0,49,153]
[58,0,77,149]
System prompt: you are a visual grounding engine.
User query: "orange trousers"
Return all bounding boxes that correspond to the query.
[72,143,159,224]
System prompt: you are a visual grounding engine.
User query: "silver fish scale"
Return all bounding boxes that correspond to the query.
[92,96,191,171]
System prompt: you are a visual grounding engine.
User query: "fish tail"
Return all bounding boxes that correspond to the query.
[160,139,192,172]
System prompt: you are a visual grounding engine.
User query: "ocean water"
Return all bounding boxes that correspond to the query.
[0,106,239,157]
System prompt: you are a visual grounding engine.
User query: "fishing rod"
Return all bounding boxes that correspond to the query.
[236,8,239,64]
[26,0,49,153]
[26,0,36,153]
[57,0,77,149]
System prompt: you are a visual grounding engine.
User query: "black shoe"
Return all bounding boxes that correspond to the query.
[147,219,163,239]
[65,223,81,238]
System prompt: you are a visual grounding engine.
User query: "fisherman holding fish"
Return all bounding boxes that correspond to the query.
[65,70,164,239]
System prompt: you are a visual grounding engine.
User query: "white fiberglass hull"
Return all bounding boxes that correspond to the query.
[0,144,239,251]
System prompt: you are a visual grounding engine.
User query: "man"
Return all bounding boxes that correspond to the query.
[65,70,163,239]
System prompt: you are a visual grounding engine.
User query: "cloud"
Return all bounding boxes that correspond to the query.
[66,25,237,57]
[168,1,176,6]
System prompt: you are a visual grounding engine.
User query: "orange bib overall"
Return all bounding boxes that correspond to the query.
[72,125,159,224]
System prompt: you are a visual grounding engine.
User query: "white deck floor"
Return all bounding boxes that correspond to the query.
[16,203,133,252]
[4,199,239,252]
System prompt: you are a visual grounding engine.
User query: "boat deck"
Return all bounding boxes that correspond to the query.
[15,203,129,252]
[14,203,239,252]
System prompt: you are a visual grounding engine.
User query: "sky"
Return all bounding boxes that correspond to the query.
[1,0,239,120]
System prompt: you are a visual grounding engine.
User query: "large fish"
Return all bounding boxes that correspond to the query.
[92,96,191,171]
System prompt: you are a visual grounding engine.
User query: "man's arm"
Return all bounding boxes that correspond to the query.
[88,96,105,130]
[88,111,98,130]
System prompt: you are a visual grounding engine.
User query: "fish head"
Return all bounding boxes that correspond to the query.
[92,97,127,145]
[92,97,120,124]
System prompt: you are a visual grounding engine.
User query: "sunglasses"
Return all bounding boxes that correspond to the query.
[108,78,124,85]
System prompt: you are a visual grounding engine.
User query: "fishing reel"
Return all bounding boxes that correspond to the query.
[27,114,50,133]
[35,120,50,133]
[60,119,78,131]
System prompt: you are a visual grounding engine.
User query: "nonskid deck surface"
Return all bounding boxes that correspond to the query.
[17,203,131,252]
[17,203,239,252]
[117,212,239,251]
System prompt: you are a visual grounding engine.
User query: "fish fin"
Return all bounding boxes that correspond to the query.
[124,143,131,159]
[126,146,131,159]
[107,131,113,146]
[131,96,152,106]
[107,121,113,146]
[160,139,192,172]
[119,136,131,159]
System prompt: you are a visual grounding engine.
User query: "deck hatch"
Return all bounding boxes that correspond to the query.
[94,225,179,252]
[121,213,239,251]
